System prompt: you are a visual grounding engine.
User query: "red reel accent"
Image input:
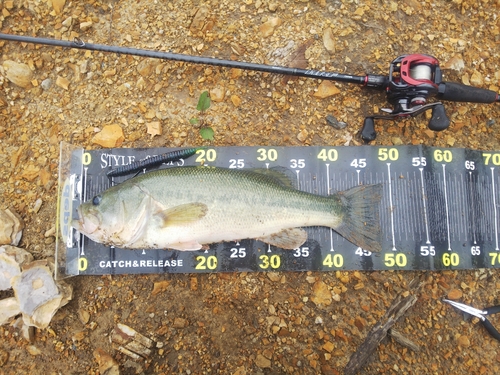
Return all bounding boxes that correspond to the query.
[399,54,439,87]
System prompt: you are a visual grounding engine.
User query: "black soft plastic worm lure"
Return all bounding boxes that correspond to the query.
[106,147,199,177]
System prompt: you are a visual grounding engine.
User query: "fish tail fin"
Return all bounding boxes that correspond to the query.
[334,184,383,252]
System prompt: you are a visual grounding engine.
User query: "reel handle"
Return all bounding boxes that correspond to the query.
[438,82,499,103]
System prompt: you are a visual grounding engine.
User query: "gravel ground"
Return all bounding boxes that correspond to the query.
[0,0,499,374]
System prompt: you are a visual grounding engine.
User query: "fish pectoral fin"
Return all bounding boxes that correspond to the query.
[257,228,307,249]
[168,240,204,251]
[156,202,208,227]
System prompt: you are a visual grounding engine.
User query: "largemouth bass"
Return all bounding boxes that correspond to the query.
[72,166,382,251]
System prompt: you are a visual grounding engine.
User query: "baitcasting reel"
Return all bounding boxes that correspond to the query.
[360,54,499,142]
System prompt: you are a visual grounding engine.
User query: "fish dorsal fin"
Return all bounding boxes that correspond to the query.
[155,202,208,227]
[249,167,296,189]
[258,228,307,249]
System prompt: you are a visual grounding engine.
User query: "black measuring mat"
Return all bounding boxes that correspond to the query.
[56,145,500,277]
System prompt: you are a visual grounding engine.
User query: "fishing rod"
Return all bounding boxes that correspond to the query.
[1,33,498,141]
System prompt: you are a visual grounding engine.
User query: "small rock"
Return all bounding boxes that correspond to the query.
[51,0,66,14]
[94,348,120,375]
[259,17,282,37]
[26,345,42,356]
[137,59,158,77]
[79,21,93,31]
[470,70,484,86]
[392,137,403,146]
[267,272,280,282]
[442,55,465,71]
[92,124,125,148]
[232,366,247,375]
[322,341,335,353]
[151,280,170,296]
[55,76,70,90]
[146,122,162,137]
[190,5,210,32]
[313,81,340,99]
[0,297,21,325]
[0,209,24,246]
[255,354,271,368]
[457,334,470,348]
[268,2,278,11]
[231,95,242,107]
[0,245,33,290]
[210,87,225,102]
[0,348,8,366]
[41,78,52,90]
[173,317,187,328]
[322,27,335,54]
[325,114,346,129]
[297,129,308,142]
[78,308,90,324]
[2,60,33,88]
[447,289,463,300]
[311,281,332,307]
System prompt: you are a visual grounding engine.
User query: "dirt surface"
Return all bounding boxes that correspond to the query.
[0,0,499,374]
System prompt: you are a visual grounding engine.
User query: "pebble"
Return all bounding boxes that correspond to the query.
[210,87,225,102]
[0,348,8,366]
[0,209,24,246]
[311,281,332,307]
[173,317,187,328]
[2,60,33,89]
[79,21,93,31]
[470,70,484,86]
[92,124,125,148]
[325,114,347,129]
[313,81,340,99]
[322,28,336,54]
[0,297,21,325]
[442,55,465,71]
[0,245,33,290]
[146,122,162,137]
[93,348,120,375]
[55,76,70,90]
[297,129,308,142]
[254,354,271,368]
[41,78,52,90]
[259,17,282,37]
[457,335,470,348]
[447,289,463,300]
[51,0,66,14]
[231,95,242,107]
[151,280,171,296]
[190,6,210,32]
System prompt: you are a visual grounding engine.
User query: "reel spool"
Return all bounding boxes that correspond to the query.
[361,54,450,142]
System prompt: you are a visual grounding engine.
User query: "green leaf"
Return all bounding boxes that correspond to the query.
[199,126,214,141]
[189,117,199,125]
[196,91,211,112]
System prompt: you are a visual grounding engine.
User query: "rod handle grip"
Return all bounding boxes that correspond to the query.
[438,82,499,103]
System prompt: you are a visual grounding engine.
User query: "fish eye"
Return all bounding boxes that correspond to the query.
[92,195,102,205]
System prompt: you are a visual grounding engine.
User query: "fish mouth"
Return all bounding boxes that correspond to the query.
[72,205,100,235]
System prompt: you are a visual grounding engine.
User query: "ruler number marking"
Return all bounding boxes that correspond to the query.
[378,148,399,161]
[317,149,338,162]
[257,148,278,162]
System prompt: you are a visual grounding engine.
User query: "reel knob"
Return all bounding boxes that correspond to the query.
[428,103,450,131]
[361,117,377,142]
